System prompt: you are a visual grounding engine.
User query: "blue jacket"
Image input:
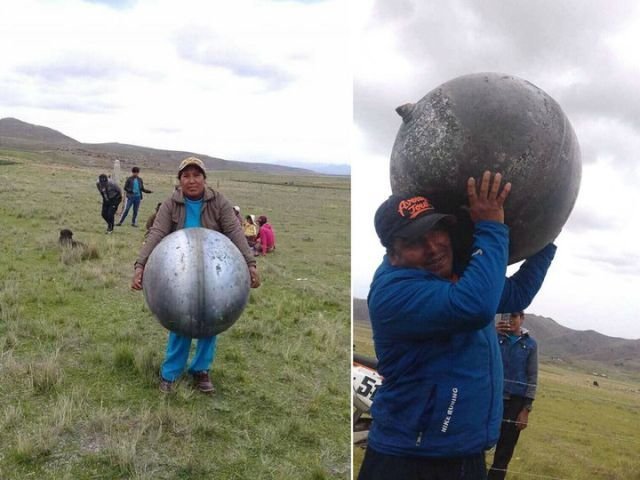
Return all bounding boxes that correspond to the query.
[367,221,556,457]
[498,330,538,400]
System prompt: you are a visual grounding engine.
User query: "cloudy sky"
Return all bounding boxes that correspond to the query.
[0,0,350,167]
[353,0,640,339]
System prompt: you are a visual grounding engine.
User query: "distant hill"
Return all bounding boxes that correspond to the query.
[353,298,640,372]
[0,117,79,146]
[0,117,318,175]
[64,142,316,175]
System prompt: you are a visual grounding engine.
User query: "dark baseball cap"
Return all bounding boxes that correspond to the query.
[374,195,456,248]
[98,174,108,183]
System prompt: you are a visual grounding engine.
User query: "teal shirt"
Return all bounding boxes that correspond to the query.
[184,197,203,228]
[132,178,141,197]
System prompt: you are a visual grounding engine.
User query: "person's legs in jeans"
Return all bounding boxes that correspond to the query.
[160,332,192,381]
[131,196,141,225]
[118,197,133,225]
[188,336,217,374]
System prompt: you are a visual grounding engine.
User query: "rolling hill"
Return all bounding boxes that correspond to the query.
[0,117,318,175]
[0,117,79,146]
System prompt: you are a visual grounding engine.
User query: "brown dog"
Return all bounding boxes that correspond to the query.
[59,229,86,249]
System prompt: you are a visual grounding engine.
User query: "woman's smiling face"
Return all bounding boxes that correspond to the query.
[179,165,206,199]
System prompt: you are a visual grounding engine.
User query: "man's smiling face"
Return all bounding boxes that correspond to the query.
[390,227,454,279]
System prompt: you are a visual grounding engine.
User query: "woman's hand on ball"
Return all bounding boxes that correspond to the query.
[249,265,261,288]
[132,266,144,290]
[467,171,511,224]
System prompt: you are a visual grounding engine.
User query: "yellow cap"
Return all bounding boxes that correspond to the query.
[178,156,206,175]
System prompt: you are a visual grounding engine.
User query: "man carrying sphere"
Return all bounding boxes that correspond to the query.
[131,157,260,394]
[359,172,556,480]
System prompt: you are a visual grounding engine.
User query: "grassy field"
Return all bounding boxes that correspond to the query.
[353,319,640,479]
[0,149,351,479]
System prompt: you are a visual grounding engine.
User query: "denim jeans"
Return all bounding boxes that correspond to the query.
[160,332,218,381]
[119,196,141,225]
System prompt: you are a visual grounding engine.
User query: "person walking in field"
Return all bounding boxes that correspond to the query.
[487,311,538,480]
[131,157,261,394]
[96,173,123,234]
[117,166,152,227]
[359,172,556,480]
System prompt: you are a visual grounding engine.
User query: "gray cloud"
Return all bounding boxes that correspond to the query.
[0,75,118,114]
[37,96,118,113]
[14,52,155,83]
[559,73,640,134]
[563,207,619,234]
[575,251,640,275]
[353,81,404,156]
[174,27,293,91]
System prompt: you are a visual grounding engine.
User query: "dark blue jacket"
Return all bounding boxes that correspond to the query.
[498,330,538,400]
[367,221,556,457]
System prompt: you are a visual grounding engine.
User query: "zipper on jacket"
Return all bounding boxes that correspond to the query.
[487,328,495,446]
[416,431,423,446]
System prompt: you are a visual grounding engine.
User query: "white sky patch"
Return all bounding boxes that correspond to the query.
[604,8,640,70]
[353,0,640,339]
[351,128,388,299]
[0,0,350,166]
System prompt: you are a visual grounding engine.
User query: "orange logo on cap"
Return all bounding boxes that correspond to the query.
[397,196,433,219]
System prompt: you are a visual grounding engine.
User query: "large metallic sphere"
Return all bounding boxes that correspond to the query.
[390,72,581,263]
[143,228,250,338]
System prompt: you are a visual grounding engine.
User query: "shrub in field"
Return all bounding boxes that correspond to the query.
[7,431,54,465]
[27,355,63,394]
[1,405,24,431]
[51,393,83,434]
[82,244,100,260]
[0,281,20,323]
[134,346,160,382]
[1,331,18,350]
[60,243,99,265]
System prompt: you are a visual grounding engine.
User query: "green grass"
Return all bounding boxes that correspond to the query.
[353,322,640,479]
[0,153,350,479]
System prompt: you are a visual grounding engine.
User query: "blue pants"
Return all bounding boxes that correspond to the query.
[160,332,218,381]
[119,196,141,225]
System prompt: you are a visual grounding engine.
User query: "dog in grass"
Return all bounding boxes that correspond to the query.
[59,229,98,264]
[59,229,86,249]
